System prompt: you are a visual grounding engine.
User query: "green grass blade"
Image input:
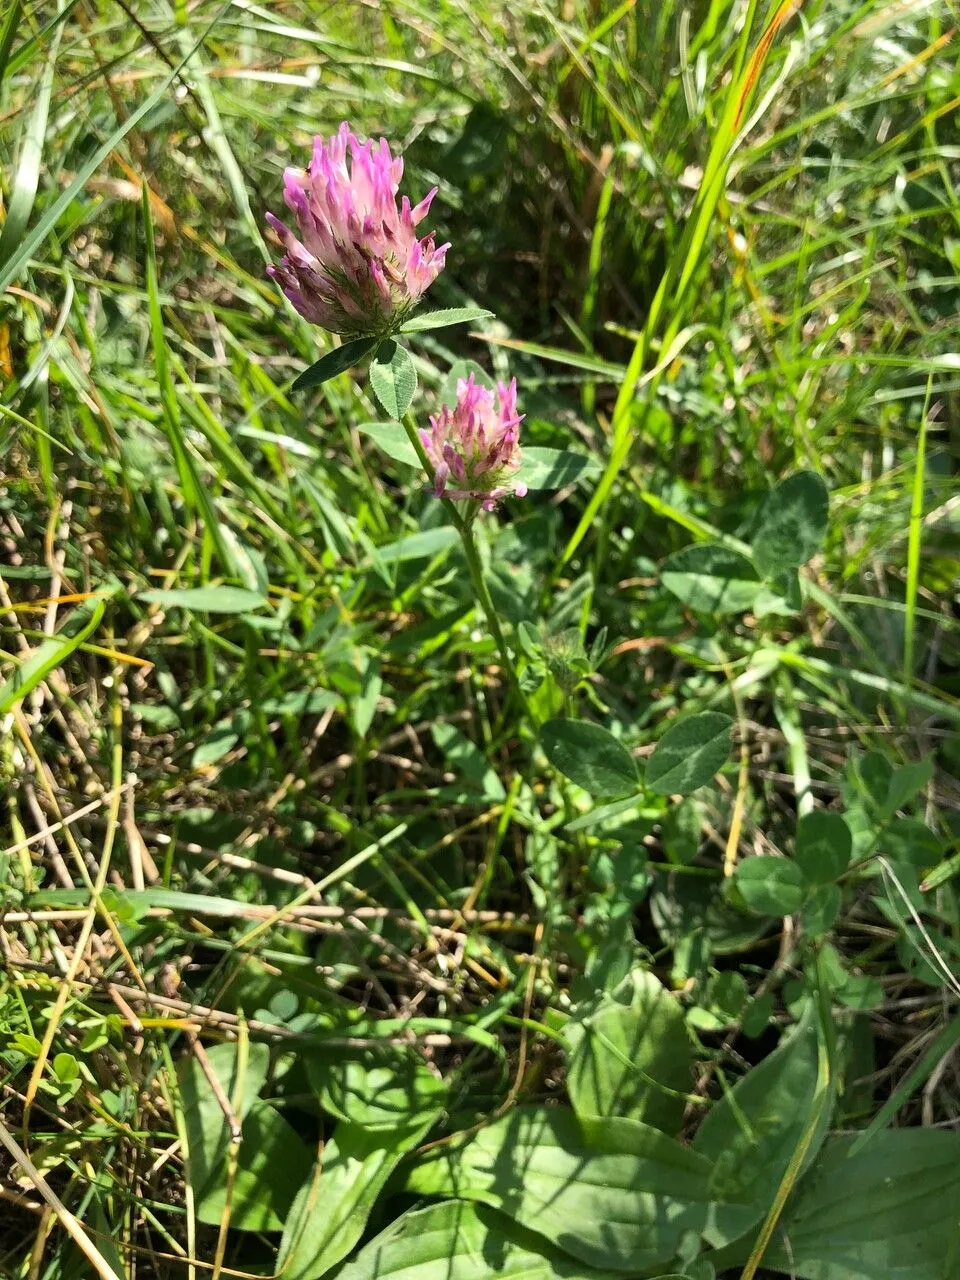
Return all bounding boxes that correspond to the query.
[141,185,233,572]
[849,1014,960,1155]
[903,375,932,684]
[0,587,117,715]
[0,0,23,88]
[0,25,59,269]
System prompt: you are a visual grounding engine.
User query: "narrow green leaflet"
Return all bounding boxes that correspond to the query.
[351,653,382,737]
[370,340,418,418]
[565,793,646,833]
[661,544,765,615]
[762,1130,960,1279]
[338,1201,608,1280]
[192,723,239,769]
[432,721,507,801]
[646,713,732,795]
[278,1114,438,1280]
[0,588,114,715]
[514,448,602,490]
[751,471,829,579]
[292,336,377,391]
[137,586,268,615]
[376,527,458,564]
[540,719,639,796]
[405,1105,720,1273]
[563,971,693,1133]
[400,306,493,333]
[693,1008,830,1248]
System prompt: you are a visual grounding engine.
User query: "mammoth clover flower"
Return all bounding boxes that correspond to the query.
[266,123,449,336]
[421,374,527,511]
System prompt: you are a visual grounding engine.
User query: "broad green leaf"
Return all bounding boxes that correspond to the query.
[370,340,418,418]
[514,448,602,490]
[278,1114,437,1280]
[565,793,645,833]
[734,856,807,916]
[751,471,829,579]
[178,1042,271,1205]
[339,1201,608,1280]
[651,873,770,960]
[661,797,704,865]
[540,719,639,796]
[564,970,693,1133]
[305,1048,446,1130]
[196,1102,313,1231]
[292,337,377,391]
[881,817,943,875]
[646,713,733,795]
[376,526,458,564]
[795,812,851,884]
[661,544,764,615]
[405,1105,720,1273]
[400,306,494,333]
[693,1009,829,1247]
[357,421,420,467]
[762,1130,960,1279]
[854,751,893,808]
[138,586,268,615]
[0,589,112,715]
[52,1052,79,1083]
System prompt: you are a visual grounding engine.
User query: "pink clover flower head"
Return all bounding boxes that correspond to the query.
[266,122,449,336]
[421,374,527,512]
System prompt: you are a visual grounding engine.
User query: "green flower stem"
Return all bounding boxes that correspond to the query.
[458,515,537,725]
[400,412,535,727]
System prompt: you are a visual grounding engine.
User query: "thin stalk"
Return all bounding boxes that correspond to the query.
[400,412,535,726]
[903,374,932,685]
[458,516,536,725]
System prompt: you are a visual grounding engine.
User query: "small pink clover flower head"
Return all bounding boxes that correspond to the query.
[420,375,527,512]
[266,122,449,336]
